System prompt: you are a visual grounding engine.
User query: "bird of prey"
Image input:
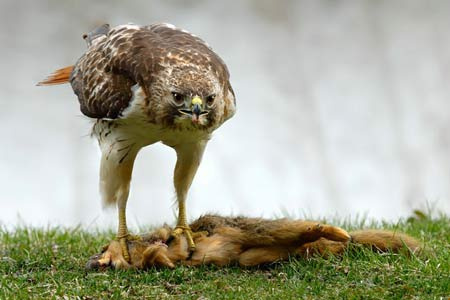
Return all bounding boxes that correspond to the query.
[38,23,236,261]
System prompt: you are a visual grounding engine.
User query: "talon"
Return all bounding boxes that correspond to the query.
[170,225,199,252]
[116,234,142,263]
[118,235,130,262]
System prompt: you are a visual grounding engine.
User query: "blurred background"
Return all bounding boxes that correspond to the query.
[1,0,449,229]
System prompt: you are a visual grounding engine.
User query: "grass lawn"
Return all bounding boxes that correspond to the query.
[1,213,448,299]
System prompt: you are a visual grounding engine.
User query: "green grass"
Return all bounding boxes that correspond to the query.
[1,214,449,299]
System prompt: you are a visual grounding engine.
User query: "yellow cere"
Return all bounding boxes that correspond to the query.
[191,96,203,105]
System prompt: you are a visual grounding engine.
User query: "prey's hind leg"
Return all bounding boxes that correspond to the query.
[296,222,351,244]
[234,220,351,248]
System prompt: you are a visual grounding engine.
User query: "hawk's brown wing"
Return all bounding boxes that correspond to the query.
[70,23,231,119]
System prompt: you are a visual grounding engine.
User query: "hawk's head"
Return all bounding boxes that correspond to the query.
[68,23,236,125]
[148,63,235,131]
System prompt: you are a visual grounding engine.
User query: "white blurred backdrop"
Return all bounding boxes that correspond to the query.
[1,0,449,229]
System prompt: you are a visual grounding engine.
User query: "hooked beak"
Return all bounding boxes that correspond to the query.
[178,96,208,123]
[192,103,202,122]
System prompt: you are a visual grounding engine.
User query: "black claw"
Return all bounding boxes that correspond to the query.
[187,249,194,260]
[166,235,175,246]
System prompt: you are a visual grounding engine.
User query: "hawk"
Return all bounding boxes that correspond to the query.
[39,23,236,261]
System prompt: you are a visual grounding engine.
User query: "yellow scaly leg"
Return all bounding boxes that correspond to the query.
[171,198,197,251]
[117,205,131,262]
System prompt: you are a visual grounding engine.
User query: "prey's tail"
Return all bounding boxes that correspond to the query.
[349,230,421,254]
[37,65,74,86]
[298,229,421,258]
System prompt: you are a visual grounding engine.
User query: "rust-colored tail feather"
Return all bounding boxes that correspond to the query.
[37,65,74,86]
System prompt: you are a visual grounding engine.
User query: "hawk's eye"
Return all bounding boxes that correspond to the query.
[206,94,216,106]
[171,92,185,106]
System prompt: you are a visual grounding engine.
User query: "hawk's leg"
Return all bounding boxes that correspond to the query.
[170,140,208,251]
[117,205,129,261]
[116,198,141,262]
[113,180,144,262]
[98,134,141,263]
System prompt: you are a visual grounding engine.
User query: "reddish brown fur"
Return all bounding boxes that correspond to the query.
[86,215,421,270]
[37,65,74,86]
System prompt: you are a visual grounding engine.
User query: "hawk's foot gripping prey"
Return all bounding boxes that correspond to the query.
[116,233,142,263]
[169,224,209,252]
[170,225,195,251]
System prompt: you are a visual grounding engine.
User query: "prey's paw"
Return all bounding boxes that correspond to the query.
[86,239,175,270]
[318,224,351,242]
[86,240,131,270]
[142,243,175,269]
[300,223,351,244]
